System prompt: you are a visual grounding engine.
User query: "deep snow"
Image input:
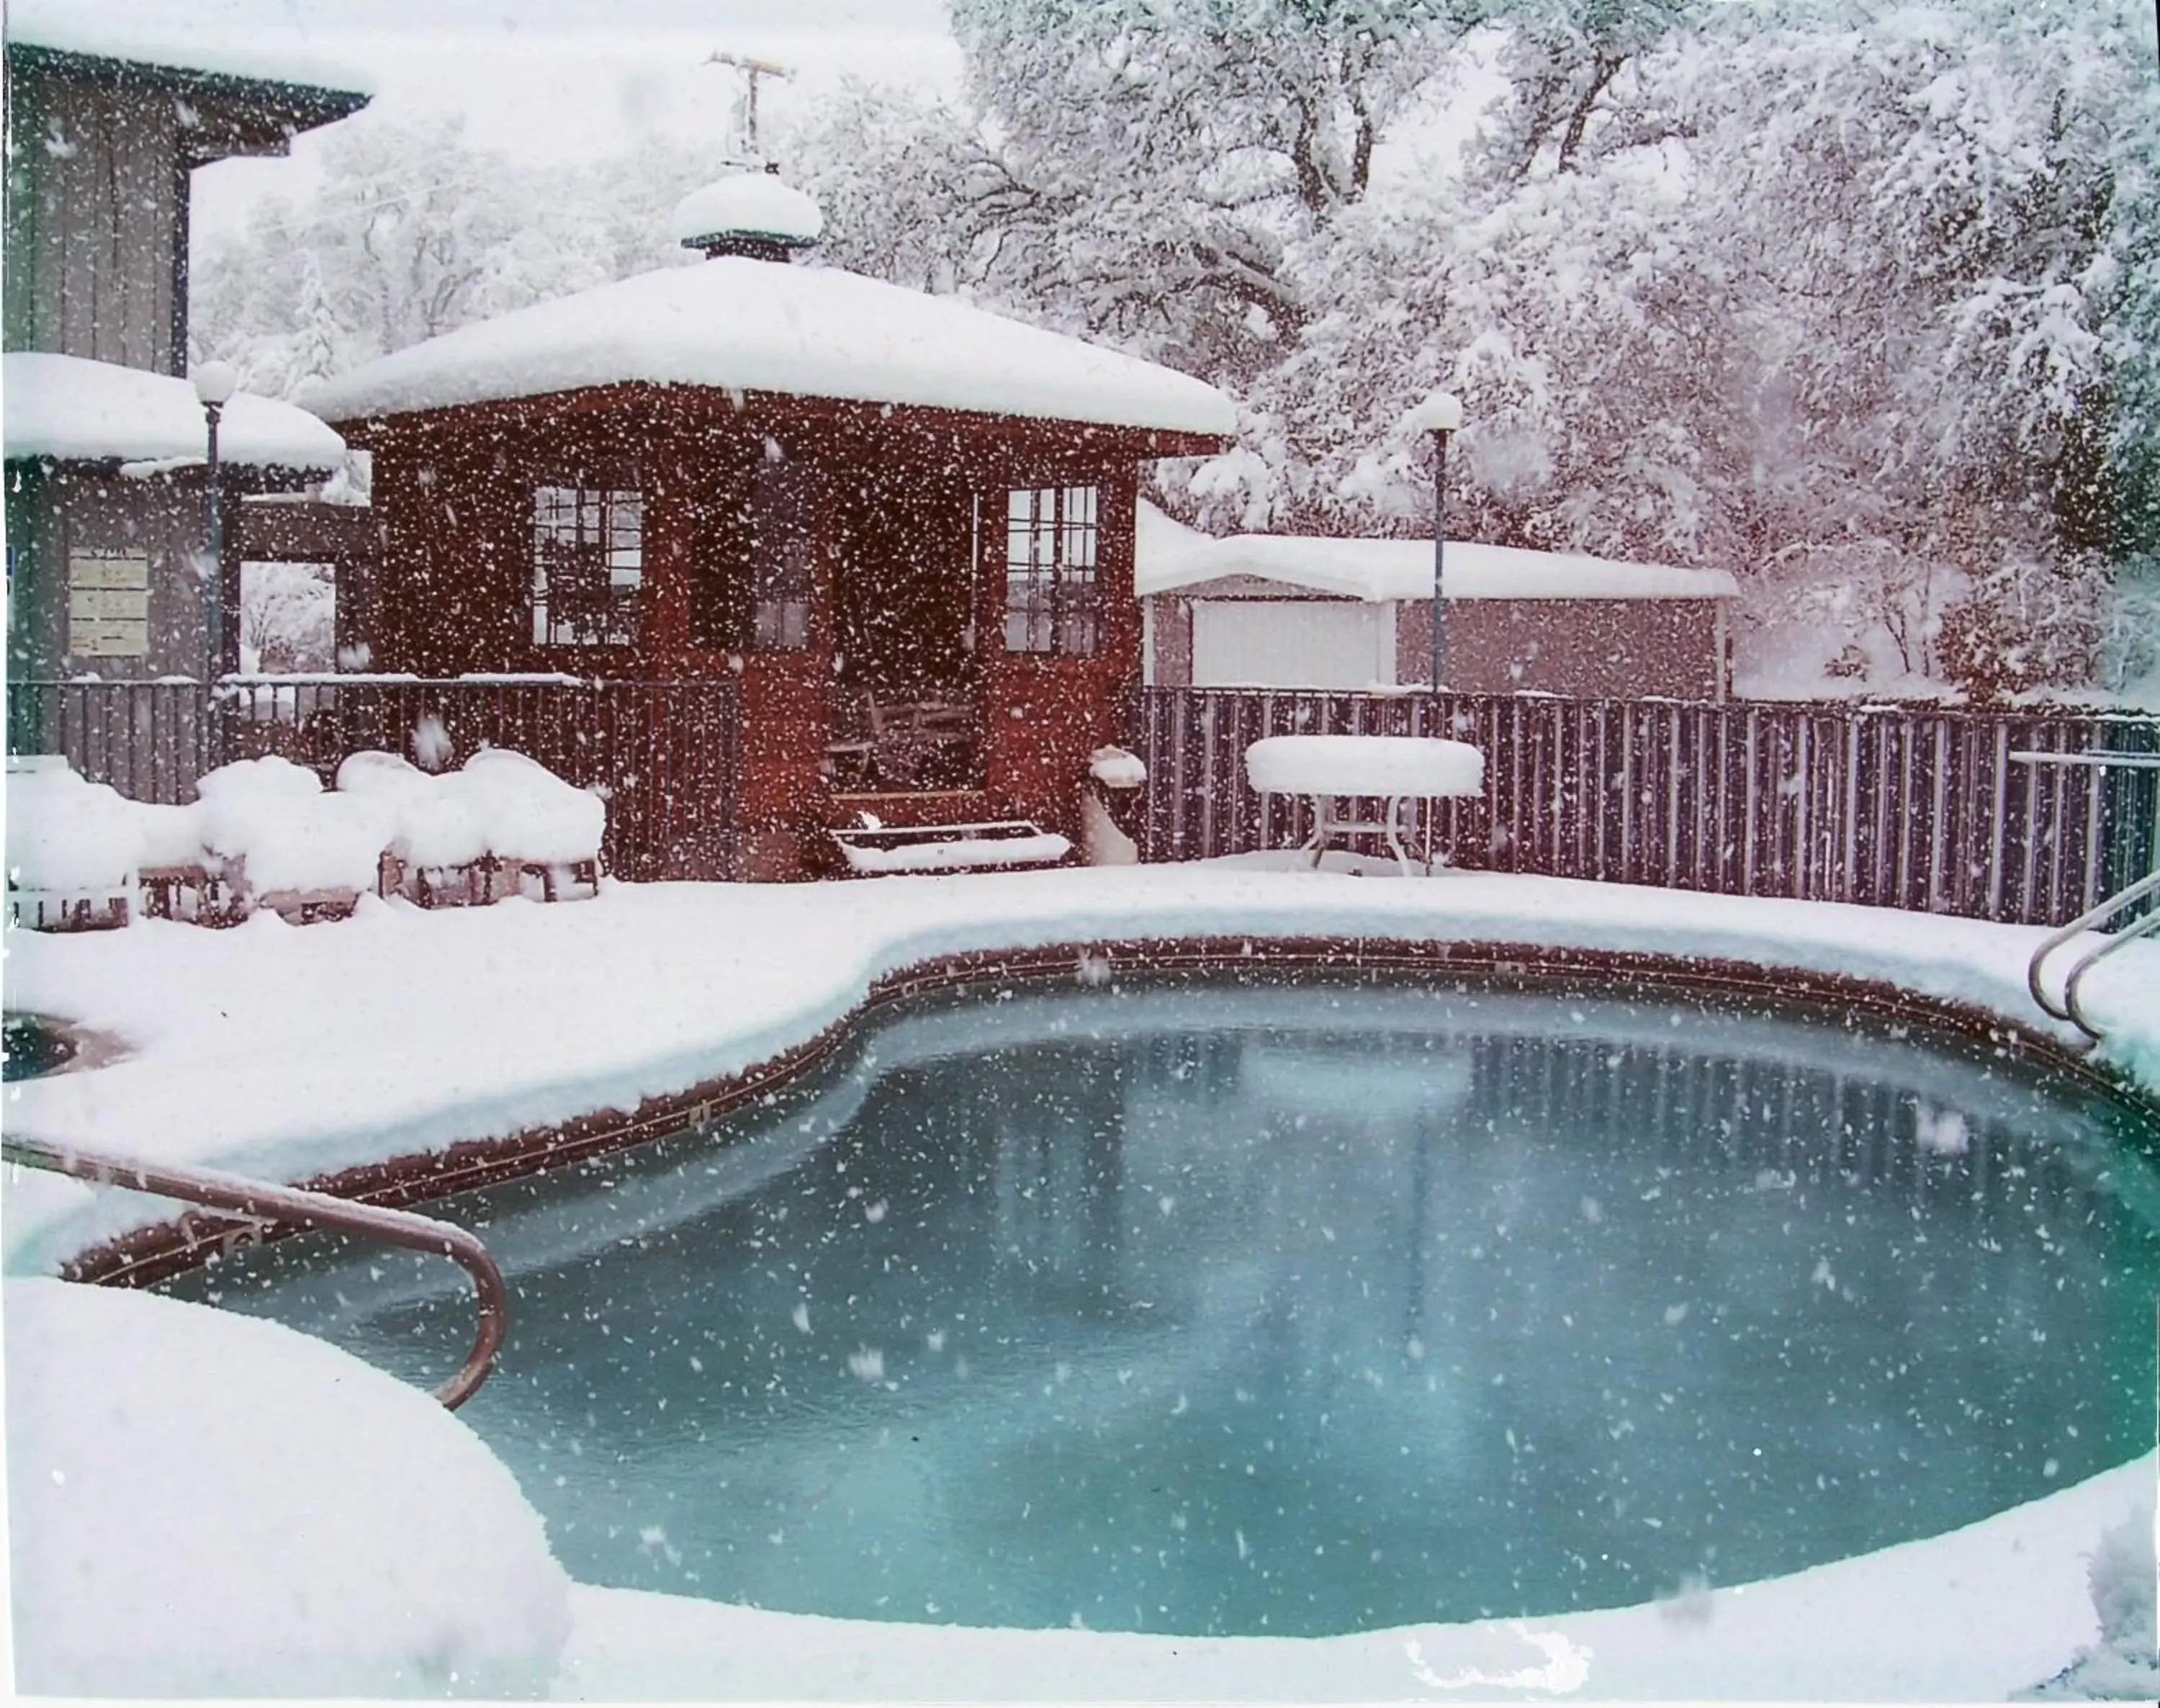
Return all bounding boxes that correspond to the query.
[4,860,2157,1698]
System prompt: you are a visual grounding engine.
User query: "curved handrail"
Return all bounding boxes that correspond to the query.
[2063,906,2160,1044]
[1,1136,507,1409]
[2026,867,2160,1040]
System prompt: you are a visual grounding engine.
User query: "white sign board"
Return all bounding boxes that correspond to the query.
[67,550,150,657]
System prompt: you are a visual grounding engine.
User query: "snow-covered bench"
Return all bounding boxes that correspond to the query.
[1246,734,1485,877]
[829,819,1071,876]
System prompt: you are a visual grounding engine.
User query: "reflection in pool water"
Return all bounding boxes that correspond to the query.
[166,973,2160,1637]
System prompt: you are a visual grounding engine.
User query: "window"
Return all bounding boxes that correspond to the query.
[686,453,813,652]
[533,482,641,647]
[1003,485,1099,655]
[750,459,814,651]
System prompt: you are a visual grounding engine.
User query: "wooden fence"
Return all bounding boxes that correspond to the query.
[8,677,742,883]
[1137,688,2160,928]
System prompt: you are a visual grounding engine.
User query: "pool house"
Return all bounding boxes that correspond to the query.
[302,174,1236,881]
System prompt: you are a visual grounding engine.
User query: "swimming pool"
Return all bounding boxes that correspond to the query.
[166,968,2160,1638]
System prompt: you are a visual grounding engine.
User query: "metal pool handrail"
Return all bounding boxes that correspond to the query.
[2025,867,2160,1046]
[1,1135,508,1410]
[2012,748,2160,1046]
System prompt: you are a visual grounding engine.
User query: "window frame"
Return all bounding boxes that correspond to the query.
[1001,482,1101,657]
[531,475,643,650]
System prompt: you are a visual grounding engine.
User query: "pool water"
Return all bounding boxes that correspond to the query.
[166,971,2160,1637]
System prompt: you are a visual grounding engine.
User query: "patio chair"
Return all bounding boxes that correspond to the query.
[4,757,140,932]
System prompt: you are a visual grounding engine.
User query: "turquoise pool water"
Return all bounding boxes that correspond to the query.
[166,971,2160,1637]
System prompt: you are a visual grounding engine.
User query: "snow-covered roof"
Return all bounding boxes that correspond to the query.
[4,0,373,96]
[670,175,824,248]
[301,259,1239,440]
[1136,500,1740,602]
[4,353,347,472]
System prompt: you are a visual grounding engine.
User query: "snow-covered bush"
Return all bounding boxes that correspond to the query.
[5,1278,572,1696]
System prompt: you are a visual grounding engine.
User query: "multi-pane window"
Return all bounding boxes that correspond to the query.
[1003,485,1099,655]
[750,459,814,650]
[533,482,642,647]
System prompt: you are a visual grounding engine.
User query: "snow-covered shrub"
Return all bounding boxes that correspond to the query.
[5,1278,572,1696]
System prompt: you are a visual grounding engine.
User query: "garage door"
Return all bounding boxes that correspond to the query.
[1191,601,1392,689]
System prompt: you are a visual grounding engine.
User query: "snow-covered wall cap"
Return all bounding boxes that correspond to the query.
[4,0,374,96]
[302,261,1238,441]
[670,173,824,251]
[1135,500,1739,603]
[4,354,346,472]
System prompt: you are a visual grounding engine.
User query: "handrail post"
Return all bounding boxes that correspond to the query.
[1,1136,507,1409]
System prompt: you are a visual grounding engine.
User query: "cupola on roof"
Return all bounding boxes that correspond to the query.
[670,171,824,260]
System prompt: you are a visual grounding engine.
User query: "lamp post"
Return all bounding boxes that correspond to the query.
[1413,390,1463,708]
[192,361,238,680]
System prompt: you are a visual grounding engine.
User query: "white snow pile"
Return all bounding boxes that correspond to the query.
[2022,1497,2160,1699]
[4,757,143,892]
[1246,734,1485,798]
[197,755,387,895]
[1135,499,1739,603]
[459,747,606,866]
[4,1277,571,1697]
[670,172,823,246]
[3,352,346,472]
[1089,745,1149,789]
[336,750,490,871]
[301,257,1238,439]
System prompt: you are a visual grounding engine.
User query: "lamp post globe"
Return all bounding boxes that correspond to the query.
[191,363,239,680]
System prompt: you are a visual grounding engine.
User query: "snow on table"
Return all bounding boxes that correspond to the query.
[197,755,388,896]
[1089,745,1149,789]
[1245,734,1484,799]
[459,747,606,867]
[336,750,490,871]
[4,1277,569,1696]
[4,758,143,891]
[2,352,346,471]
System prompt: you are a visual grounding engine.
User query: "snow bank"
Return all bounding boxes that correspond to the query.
[197,755,387,894]
[1246,734,1484,797]
[459,747,606,866]
[336,750,490,870]
[4,758,142,891]
[670,173,823,246]
[1135,500,1739,603]
[302,256,1237,439]
[4,1278,570,1696]
[557,1455,2154,1702]
[3,353,346,472]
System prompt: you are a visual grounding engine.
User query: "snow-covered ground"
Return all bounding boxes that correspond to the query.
[4,860,2157,1697]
